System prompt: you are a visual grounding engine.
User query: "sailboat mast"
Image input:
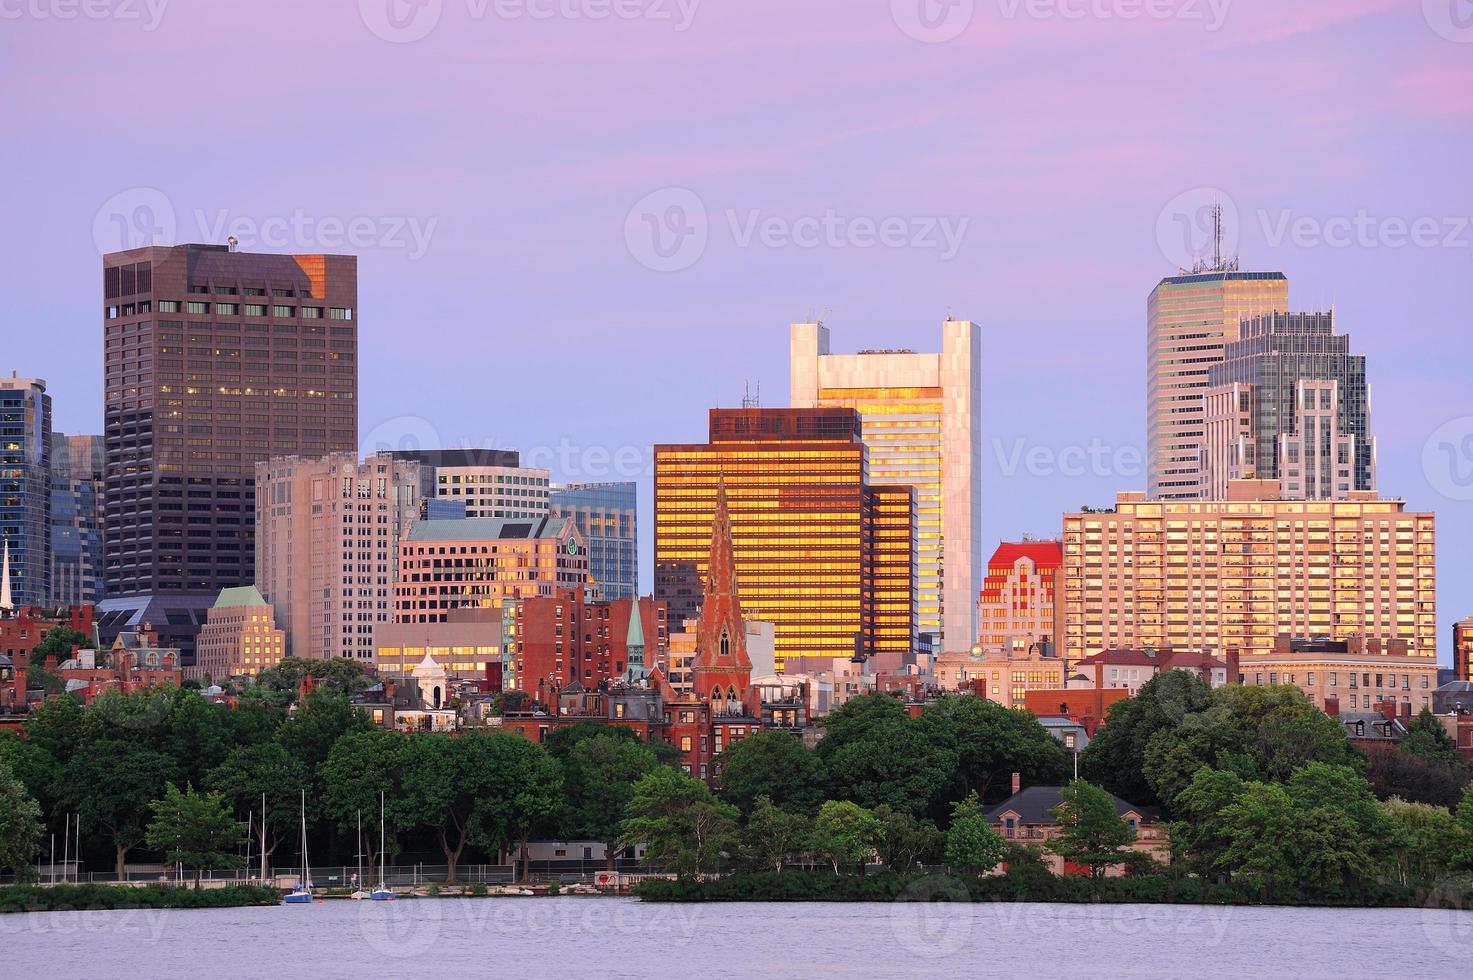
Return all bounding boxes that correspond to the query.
[260,793,267,882]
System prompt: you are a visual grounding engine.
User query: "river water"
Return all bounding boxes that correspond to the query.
[3,896,1470,978]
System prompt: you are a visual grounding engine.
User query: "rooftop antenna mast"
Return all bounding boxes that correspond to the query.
[742,381,761,409]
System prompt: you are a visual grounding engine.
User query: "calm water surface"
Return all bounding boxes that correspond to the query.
[4,896,1470,979]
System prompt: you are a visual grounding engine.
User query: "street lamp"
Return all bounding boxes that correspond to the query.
[1064,731,1078,780]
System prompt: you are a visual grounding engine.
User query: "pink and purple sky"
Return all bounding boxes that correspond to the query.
[4,0,1471,659]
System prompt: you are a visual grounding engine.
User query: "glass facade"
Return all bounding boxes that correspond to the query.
[0,377,52,607]
[1147,271,1289,499]
[50,433,105,606]
[1205,311,1374,499]
[549,481,637,601]
[654,408,915,665]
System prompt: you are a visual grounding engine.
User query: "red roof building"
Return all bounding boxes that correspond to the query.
[977,540,1061,655]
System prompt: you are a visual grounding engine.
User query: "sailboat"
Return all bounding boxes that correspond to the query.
[283,789,313,905]
[350,809,370,900]
[370,791,394,901]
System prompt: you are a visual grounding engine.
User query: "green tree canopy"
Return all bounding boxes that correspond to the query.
[1049,779,1137,881]
[715,730,825,817]
[145,783,244,887]
[29,626,91,666]
[915,695,1071,807]
[1401,708,1463,768]
[872,804,939,873]
[319,730,409,869]
[811,800,882,874]
[620,766,737,879]
[205,742,309,862]
[60,738,179,877]
[943,790,1007,875]
[739,795,812,874]
[0,760,44,881]
[564,733,659,869]
[275,688,374,774]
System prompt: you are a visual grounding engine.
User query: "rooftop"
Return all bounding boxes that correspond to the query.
[406,516,571,542]
[984,786,1153,825]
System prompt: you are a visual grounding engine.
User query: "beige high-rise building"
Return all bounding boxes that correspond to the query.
[1060,483,1436,664]
[255,453,422,662]
[790,319,981,648]
[1147,271,1288,500]
[191,586,286,681]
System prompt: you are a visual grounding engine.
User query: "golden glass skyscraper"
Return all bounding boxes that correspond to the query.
[1147,271,1288,500]
[789,319,980,650]
[654,408,915,668]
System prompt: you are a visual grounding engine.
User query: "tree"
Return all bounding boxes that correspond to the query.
[619,766,738,879]
[739,795,811,873]
[1364,743,1469,808]
[1456,782,1473,872]
[944,791,1007,875]
[872,804,939,873]
[715,730,825,816]
[319,730,409,871]
[1217,782,1299,901]
[0,761,44,881]
[817,693,913,756]
[400,734,481,883]
[823,720,954,818]
[1283,763,1394,897]
[565,734,659,870]
[1169,767,1245,881]
[811,800,881,874]
[29,626,91,666]
[1049,779,1136,881]
[1079,670,1216,807]
[145,783,244,888]
[253,657,373,700]
[59,738,178,877]
[1401,708,1463,768]
[0,730,62,823]
[205,742,309,865]
[164,689,236,789]
[1381,797,1459,886]
[1212,685,1363,783]
[915,695,1070,808]
[23,693,86,763]
[276,688,373,774]
[466,734,563,882]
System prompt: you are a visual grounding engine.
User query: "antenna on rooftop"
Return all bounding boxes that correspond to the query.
[742,381,761,409]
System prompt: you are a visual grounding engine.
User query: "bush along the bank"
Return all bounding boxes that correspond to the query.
[0,883,280,914]
[633,869,1473,909]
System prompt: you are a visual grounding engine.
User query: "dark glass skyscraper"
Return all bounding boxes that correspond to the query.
[1202,311,1375,500]
[0,375,52,607]
[100,244,357,658]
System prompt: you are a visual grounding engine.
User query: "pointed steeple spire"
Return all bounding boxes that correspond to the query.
[623,599,648,684]
[692,479,751,708]
[0,537,12,614]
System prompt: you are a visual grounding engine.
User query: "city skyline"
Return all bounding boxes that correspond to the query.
[4,0,1470,661]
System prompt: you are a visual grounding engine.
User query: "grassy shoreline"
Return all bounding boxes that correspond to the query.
[0,883,280,914]
[634,870,1473,909]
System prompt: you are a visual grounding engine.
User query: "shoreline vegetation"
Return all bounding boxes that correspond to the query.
[632,869,1473,909]
[0,883,279,914]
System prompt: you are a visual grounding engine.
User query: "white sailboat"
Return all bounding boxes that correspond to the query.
[283,789,313,904]
[370,791,394,901]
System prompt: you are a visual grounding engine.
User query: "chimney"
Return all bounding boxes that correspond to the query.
[1324,695,1340,717]
[1378,700,1396,722]
[1399,702,1412,721]
[1011,772,1021,796]
[1226,647,1240,686]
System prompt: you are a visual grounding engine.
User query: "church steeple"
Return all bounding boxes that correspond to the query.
[0,538,12,615]
[691,480,750,711]
[623,598,648,684]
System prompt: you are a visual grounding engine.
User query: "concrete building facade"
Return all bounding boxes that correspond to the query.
[1061,484,1436,664]
[255,453,421,662]
[191,585,285,680]
[790,318,980,648]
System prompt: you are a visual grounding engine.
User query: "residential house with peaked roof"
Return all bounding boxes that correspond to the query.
[984,783,1167,877]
